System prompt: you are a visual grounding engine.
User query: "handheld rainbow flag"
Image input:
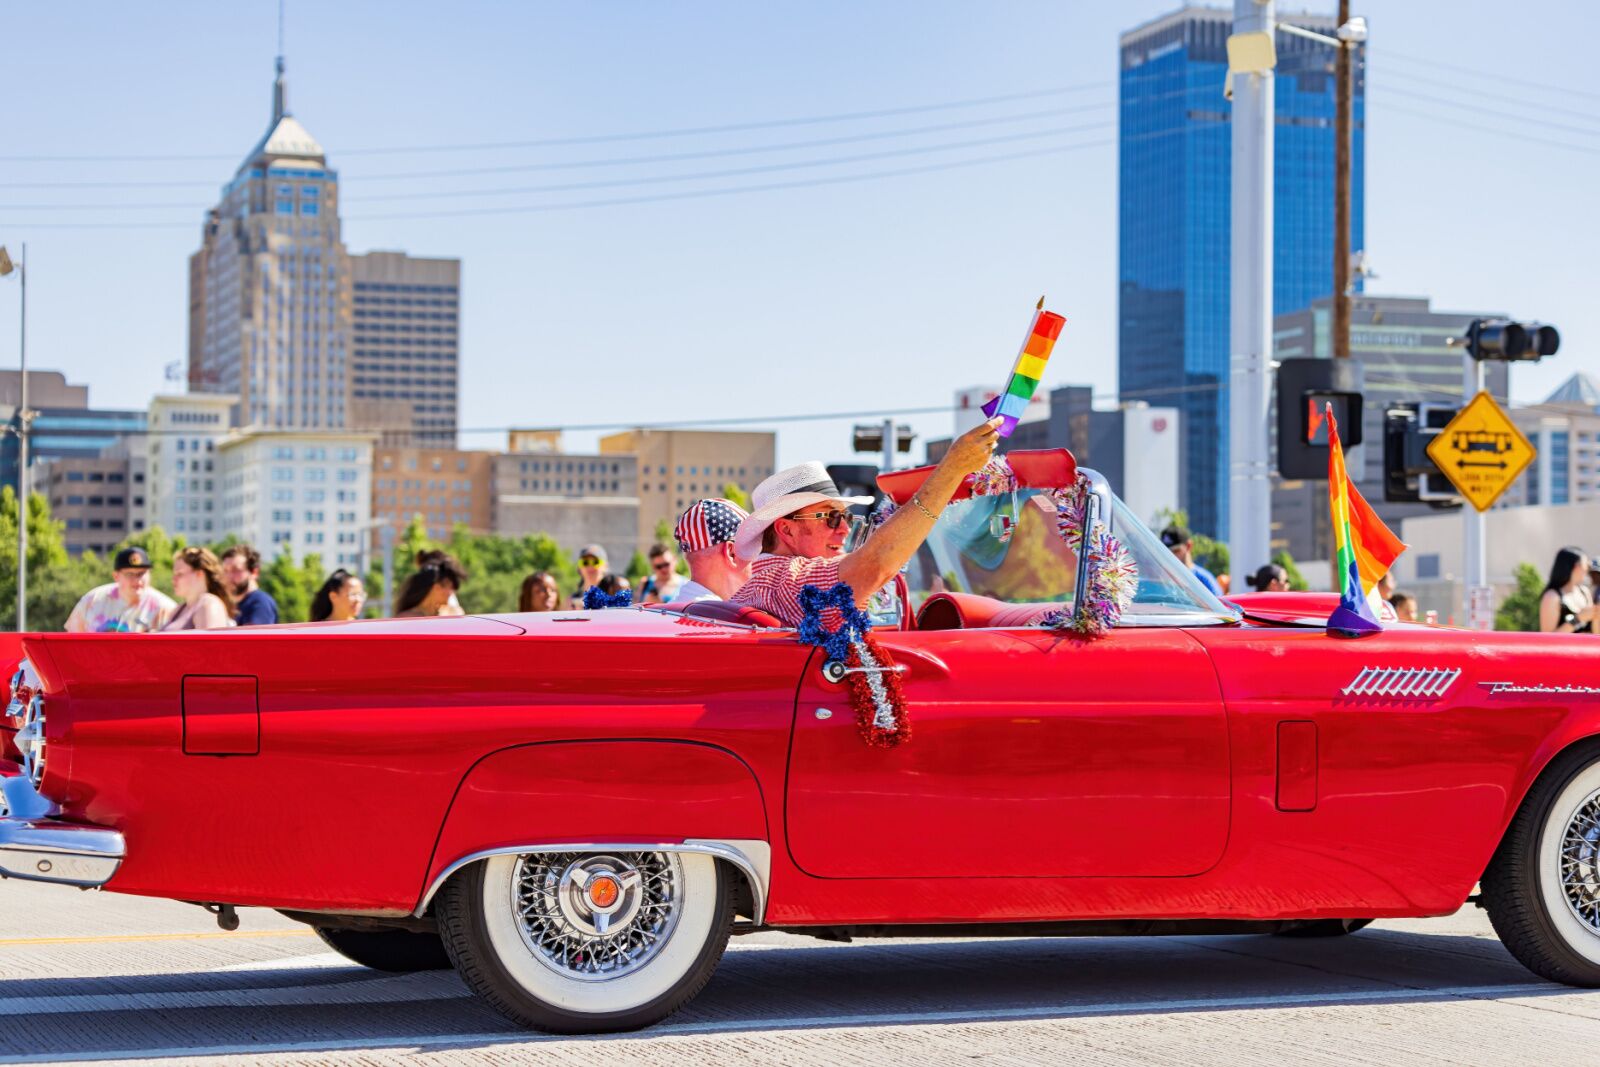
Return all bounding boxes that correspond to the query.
[982,299,1066,437]
[1326,405,1406,635]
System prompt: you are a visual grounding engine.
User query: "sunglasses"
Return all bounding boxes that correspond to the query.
[652,560,674,571]
[785,510,851,531]
[579,556,603,567]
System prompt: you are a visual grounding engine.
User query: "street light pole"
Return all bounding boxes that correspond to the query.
[1227,0,1275,591]
[0,245,26,632]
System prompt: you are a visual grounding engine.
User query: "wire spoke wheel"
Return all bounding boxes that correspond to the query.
[512,852,684,982]
[437,848,733,1033]
[1559,789,1600,934]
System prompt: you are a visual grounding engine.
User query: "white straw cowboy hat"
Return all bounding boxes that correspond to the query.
[733,462,875,561]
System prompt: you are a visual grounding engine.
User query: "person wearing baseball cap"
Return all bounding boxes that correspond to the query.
[566,543,612,610]
[64,546,178,633]
[730,417,1002,626]
[1159,524,1223,597]
[669,498,752,604]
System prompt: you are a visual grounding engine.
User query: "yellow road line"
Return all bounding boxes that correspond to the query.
[0,929,317,946]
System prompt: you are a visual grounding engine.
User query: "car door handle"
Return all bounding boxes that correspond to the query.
[820,645,949,682]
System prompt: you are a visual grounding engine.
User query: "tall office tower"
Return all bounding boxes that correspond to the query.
[1119,7,1365,537]
[349,252,462,447]
[188,58,350,431]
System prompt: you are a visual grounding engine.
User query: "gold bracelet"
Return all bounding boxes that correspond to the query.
[910,494,938,522]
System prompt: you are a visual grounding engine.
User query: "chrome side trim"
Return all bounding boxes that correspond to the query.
[0,818,125,887]
[413,838,771,923]
[1342,666,1461,699]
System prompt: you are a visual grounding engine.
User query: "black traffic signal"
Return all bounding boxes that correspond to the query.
[1466,318,1560,362]
[1276,358,1363,480]
[1383,403,1461,508]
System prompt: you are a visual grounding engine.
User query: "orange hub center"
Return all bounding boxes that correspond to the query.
[588,875,621,908]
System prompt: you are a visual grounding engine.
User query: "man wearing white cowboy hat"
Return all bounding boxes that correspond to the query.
[730,417,1002,626]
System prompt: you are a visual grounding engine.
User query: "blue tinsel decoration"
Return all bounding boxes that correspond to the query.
[584,587,635,610]
[796,582,872,667]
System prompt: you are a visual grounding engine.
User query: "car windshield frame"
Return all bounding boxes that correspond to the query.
[855,465,1239,630]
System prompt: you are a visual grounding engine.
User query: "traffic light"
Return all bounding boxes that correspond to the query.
[1276,358,1363,479]
[1465,318,1560,362]
[1383,403,1461,507]
[852,424,915,454]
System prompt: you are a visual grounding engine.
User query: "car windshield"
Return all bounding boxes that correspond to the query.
[859,478,1234,622]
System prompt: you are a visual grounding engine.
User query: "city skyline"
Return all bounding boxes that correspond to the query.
[1,1,1596,486]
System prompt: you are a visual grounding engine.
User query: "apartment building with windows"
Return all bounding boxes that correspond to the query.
[373,446,494,543]
[350,252,462,447]
[219,431,376,569]
[598,429,775,547]
[146,394,237,541]
[492,447,639,564]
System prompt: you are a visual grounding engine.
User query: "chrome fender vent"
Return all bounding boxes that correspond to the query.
[1342,667,1461,699]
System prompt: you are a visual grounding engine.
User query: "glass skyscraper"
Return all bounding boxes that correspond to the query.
[1119,8,1365,537]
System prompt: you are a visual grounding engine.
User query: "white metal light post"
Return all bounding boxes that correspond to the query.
[0,245,26,632]
[1463,354,1489,628]
[1226,0,1275,590]
[1225,8,1368,589]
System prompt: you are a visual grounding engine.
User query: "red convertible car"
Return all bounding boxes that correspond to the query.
[4,449,1600,1033]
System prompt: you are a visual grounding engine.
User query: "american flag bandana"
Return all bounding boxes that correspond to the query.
[674,498,750,554]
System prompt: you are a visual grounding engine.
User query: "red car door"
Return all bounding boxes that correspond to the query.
[784,625,1230,878]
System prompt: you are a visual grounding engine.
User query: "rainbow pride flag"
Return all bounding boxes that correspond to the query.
[982,306,1066,436]
[1327,406,1406,635]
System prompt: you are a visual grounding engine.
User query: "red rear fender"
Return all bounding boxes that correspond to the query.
[419,740,769,911]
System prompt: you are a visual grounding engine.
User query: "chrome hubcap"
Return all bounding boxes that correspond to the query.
[1561,788,1600,933]
[512,852,681,981]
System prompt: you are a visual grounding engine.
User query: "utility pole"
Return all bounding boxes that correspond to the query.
[1332,0,1352,360]
[1227,0,1275,591]
[880,417,896,474]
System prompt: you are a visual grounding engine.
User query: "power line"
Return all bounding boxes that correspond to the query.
[0,110,1117,209]
[0,102,1115,192]
[0,81,1113,164]
[0,136,1116,230]
[1375,101,1600,157]
[1369,85,1600,140]
[1378,67,1600,127]
[2,119,1116,214]
[1381,49,1600,104]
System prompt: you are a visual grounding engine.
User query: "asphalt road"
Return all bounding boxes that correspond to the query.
[2,879,1599,1066]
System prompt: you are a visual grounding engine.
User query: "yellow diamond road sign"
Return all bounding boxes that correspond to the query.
[1425,391,1536,512]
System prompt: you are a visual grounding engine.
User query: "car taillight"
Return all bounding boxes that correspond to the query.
[15,692,45,789]
[5,667,31,730]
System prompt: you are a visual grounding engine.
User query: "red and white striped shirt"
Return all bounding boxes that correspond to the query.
[730,554,846,627]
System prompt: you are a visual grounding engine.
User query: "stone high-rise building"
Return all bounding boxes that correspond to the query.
[188,58,348,431]
[349,252,462,447]
[187,59,459,445]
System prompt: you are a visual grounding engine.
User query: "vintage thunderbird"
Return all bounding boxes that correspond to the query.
[4,449,1600,1033]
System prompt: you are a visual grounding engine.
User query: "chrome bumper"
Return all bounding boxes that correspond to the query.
[0,775,124,888]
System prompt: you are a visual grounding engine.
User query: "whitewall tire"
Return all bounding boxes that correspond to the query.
[1483,745,1600,986]
[437,850,733,1032]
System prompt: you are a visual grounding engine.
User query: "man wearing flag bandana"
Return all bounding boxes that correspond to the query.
[670,498,752,604]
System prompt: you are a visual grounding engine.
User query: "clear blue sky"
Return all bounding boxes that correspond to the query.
[1,1,1596,470]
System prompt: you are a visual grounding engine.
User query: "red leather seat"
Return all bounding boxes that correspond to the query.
[916,592,1062,630]
[647,600,786,628]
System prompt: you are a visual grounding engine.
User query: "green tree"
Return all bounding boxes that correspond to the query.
[1496,562,1544,632]
[720,483,750,511]
[624,550,649,584]
[1272,549,1310,592]
[0,488,103,631]
[257,548,325,623]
